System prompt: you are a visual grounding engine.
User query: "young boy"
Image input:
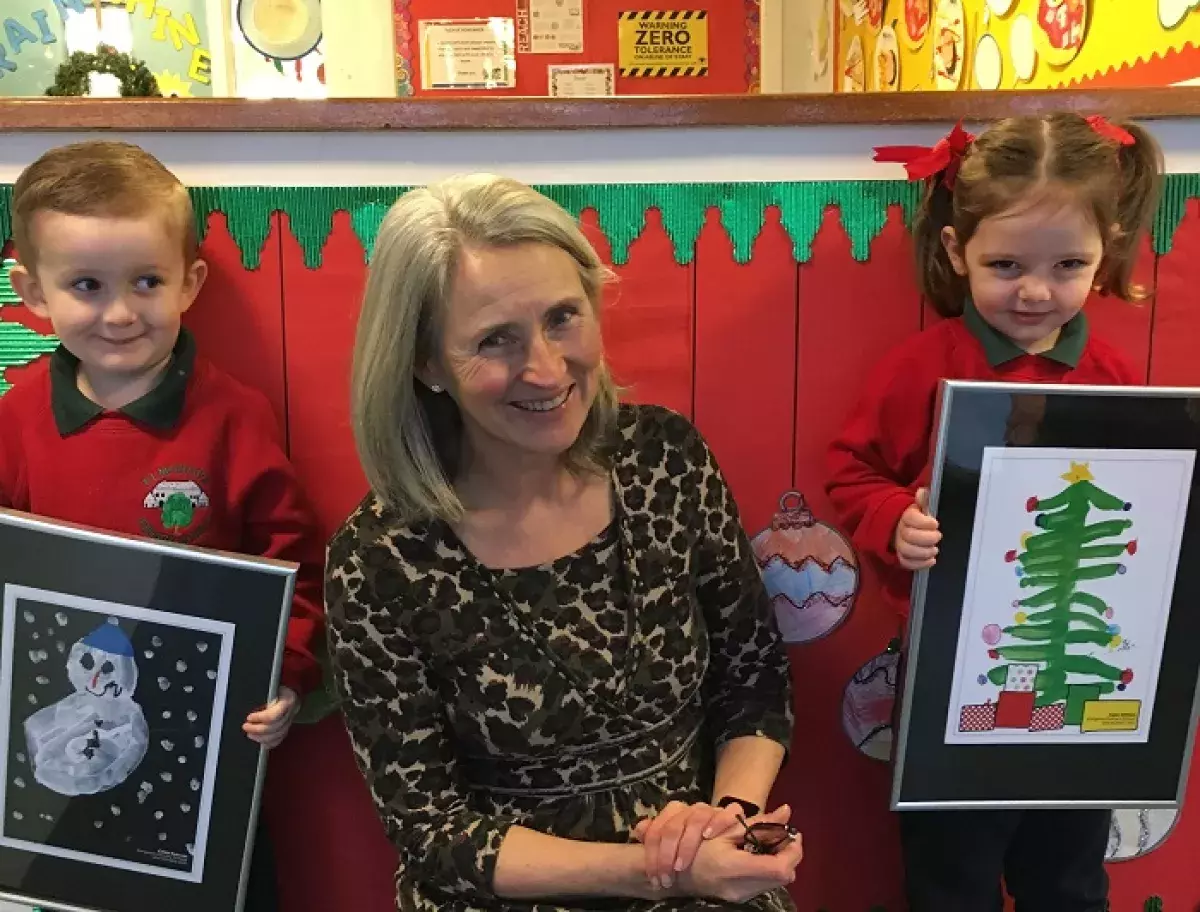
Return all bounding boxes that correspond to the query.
[0,141,325,909]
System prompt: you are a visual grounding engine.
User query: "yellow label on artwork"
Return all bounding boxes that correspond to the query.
[618,11,709,77]
[1080,700,1141,733]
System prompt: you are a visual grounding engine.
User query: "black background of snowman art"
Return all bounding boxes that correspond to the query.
[4,597,223,875]
[0,515,286,912]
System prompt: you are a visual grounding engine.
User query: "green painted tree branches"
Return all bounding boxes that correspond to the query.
[989,462,1136,707]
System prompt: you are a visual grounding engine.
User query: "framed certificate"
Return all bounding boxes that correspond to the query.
[548,64,615,98]
[0,509,294,912]
[893,382,1200,811]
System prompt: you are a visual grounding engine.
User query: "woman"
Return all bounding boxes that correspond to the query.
[325,173,799,911]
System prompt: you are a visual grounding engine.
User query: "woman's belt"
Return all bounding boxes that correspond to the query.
[461,708,704,799]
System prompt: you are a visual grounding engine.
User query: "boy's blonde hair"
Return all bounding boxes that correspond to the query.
[352,173,620,524]
[12,141,196,270]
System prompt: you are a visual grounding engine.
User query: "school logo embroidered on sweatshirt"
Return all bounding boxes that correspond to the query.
[140,466,211,543]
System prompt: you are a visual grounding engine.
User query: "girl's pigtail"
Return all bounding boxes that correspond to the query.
[913,178,968,317]
[876,123,976,318]
[1099,120,1164,301]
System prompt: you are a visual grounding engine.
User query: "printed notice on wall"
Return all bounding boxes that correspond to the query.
[617,10,709,77]
[517,0,584,54]
[548,64,615,96]
[419,19,516,90]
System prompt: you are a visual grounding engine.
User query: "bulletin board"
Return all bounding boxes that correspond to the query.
[393,0,758,97]
[0,0,216,98]
[836,0,1200,94]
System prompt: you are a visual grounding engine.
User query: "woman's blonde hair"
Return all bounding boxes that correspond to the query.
[351,174,620,523]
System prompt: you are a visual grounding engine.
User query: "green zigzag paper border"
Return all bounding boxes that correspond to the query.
[187,182,923,269]
[1,175,1199,270]
[8,181,919,270]
[0,258,58,396]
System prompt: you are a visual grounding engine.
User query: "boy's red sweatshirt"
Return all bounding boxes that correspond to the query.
[0,330,324,694]
[825,303,1138,618]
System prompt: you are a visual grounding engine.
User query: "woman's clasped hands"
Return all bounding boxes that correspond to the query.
[633,802,803,902]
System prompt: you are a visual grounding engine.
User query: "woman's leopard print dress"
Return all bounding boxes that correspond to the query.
[326,404,796,912]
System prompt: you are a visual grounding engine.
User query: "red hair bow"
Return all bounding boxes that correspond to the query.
[873,122,976,189]
[1086,115,1136,146]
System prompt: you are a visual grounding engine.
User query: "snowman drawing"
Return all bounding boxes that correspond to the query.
[23,623,149,797]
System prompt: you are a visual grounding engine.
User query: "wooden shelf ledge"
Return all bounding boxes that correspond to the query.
[2,89,1199,132]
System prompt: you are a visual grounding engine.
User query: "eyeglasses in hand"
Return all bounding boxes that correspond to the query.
[736,815,800,855]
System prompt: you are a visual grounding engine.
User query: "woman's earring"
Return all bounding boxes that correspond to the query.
[429,384,443,393]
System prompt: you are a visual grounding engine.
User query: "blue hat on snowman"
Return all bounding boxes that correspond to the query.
[81,623,135,658]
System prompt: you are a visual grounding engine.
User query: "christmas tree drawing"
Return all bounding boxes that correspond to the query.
[962,461,1138,734]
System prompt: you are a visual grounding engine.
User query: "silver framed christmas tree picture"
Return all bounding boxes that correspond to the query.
[0,509,294,912]
[893,381,1200,811]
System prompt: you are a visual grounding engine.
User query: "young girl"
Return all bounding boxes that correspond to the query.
[825,113,1163,911]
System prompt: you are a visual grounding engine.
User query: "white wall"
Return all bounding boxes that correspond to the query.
[203,0,234,97]
[322,0,397,97]
[3,120,1200,185]
[767,0,834,94]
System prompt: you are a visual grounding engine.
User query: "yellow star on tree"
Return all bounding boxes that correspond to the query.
[1061,461,1094,484]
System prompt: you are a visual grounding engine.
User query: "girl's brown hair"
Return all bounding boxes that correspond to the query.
[913,114,1163,318]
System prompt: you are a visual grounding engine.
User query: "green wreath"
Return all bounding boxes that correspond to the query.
[46,44,161,97]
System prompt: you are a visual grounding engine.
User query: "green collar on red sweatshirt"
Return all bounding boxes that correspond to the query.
[962,299,1088,369]
[50,329,196,436]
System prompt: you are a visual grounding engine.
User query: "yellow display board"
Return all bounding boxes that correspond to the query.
[837,0,1200,92]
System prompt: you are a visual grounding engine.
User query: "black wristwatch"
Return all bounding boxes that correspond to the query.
[717,796,760,817]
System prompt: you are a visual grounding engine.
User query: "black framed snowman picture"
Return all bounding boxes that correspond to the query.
[0,509,295,912]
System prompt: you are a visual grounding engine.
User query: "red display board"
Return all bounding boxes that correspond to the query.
[400,0,753,96]
[280,212,370,542]
[186,214,289,434]
[693,207,795,535]
[4,202,1200,911]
